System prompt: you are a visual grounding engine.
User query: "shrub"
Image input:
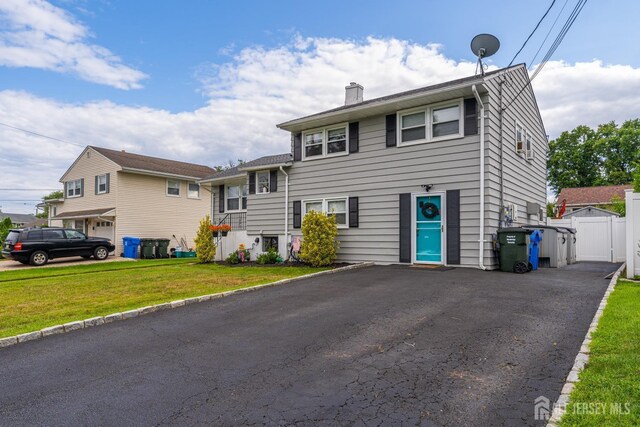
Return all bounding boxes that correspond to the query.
[300,210,338,267]
[194,214,216,263]
[226,248,250,264]
[256,248,280,265]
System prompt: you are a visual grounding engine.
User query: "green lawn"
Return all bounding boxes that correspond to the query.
[0,259,327,338]
[560,278,640,426]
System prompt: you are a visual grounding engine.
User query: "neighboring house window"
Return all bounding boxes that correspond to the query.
[227,184,248,211]
[51,206,57,216]
[167,179,180,196]
[97,174,107,194]
[67,179,82,198]
[302,124,348,160]
[64,219,84,232]
[257,171,270,194]
[303,197,348,228]
[398,100,463,145]
[188,182,200,199]
[263,236,279,252]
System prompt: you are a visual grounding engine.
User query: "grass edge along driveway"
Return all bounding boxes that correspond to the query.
[559,277,640,426]
[0,259,327,338]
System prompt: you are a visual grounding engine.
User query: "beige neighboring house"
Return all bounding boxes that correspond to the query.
[50,146,216,254]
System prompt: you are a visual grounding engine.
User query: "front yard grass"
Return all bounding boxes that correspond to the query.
[0,259,328,338]
[560,278,640,426]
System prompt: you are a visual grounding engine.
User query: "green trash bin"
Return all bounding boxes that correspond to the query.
[497,228,532,274]
[140,239,157,259]
[156,239,170,259]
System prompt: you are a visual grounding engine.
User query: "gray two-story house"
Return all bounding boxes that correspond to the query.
[202,64,547,269]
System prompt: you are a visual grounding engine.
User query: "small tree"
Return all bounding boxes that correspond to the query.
[633,163,640,192]
[300,210,338,267]
[194,214,216,263]
[607,195,626,217]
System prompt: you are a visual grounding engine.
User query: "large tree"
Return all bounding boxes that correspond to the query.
[547,120,640,193]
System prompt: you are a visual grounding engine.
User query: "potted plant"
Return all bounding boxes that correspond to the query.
[210,224,232,237]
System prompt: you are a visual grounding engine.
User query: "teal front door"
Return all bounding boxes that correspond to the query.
[415,195,443,263]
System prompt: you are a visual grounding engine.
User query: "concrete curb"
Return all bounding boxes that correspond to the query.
[0,262,374,350]
[546,262,626,427]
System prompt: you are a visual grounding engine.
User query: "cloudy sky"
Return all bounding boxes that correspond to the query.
[1,0,640,213]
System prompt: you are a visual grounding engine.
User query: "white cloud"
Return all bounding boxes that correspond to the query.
[2,35,640,213]
[0,0,146,89]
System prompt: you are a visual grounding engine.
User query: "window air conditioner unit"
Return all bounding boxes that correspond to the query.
[516,138,524,154]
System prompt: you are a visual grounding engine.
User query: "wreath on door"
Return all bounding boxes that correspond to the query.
[419,201,440,219]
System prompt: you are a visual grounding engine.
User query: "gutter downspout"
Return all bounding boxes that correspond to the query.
[472,84,488,270]
[279,166,289,260]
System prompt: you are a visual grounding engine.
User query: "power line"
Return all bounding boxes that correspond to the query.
[529,0,570,67]
[508,0,557,67]
[0,188,60,191]
[503,0,588,110]
[0,121,84,147]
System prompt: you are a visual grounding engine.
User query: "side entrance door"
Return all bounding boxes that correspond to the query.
[413,193,445,264]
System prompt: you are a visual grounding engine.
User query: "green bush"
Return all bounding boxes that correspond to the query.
[193,214,216,263]
[256,248,280,265]
[300,210,338,267]
[226,249,250,264]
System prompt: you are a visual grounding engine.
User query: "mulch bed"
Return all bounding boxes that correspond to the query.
[213,261,353,268]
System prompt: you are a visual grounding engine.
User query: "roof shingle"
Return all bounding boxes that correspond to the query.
[557,184,633,205]
[91,146,216,179]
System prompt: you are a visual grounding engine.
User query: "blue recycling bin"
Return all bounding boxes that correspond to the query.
[528,229,543,270]
[122,236,141,259]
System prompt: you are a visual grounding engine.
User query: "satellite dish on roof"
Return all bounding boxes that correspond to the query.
[470,34,500,75]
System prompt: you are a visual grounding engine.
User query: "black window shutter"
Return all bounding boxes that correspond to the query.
[106,173,110,194]
[94,175,99,195]
[63,182,67,199]
[248,172,256,195]
[293,201,302,229]
[218,185,225,213]
[386,114,397,147]
[348,122,359,153]
[270,170,278,193]
[446,190,461,265]
[80,178,84,197]
[464,98,478,136]
[293,133,302,161]
[348,197,359,228]
[399,193,411,262]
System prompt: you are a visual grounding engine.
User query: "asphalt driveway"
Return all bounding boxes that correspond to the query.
[0,262,618,426]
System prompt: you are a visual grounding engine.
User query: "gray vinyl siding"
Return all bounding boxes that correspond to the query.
[262,109,491,266]
[484,67,548,234]
[246,170,286,234]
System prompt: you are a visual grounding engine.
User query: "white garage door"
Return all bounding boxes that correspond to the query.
[94,220,114,241]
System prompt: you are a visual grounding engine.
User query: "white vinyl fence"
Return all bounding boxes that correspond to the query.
[548,216,626,263]
[626,190,640,278]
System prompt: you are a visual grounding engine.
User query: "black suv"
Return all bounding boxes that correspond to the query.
[2,228,116,266]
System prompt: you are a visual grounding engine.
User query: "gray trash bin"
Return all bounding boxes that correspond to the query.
[558,227,577,265]
[523,225,568,268]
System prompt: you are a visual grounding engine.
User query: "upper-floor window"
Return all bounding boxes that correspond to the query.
[67,179,82,198]
[398,100,463,146]
[188,182,200,199]
[96,174,107,194]
[167,179,180,197]
[227,184,248,211]
[257,171,270,194]
[303,124,348,160]
[303,197,348,228]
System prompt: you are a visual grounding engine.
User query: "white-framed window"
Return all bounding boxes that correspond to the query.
[166,179,180,197]
[97,174,107,194]
[66,179,82,198]
[525,131,534,160]
[188,182,200,199]
[96,221,113,227]
[257,171,270,194]
[398,100,463,146]
[302,197,349,228]
[302,124,348,160]
[226,184,248,211]
[515,121,525,153]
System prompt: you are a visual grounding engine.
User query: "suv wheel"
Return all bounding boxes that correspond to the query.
[94,246,109,261]
[30,251,49,266]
